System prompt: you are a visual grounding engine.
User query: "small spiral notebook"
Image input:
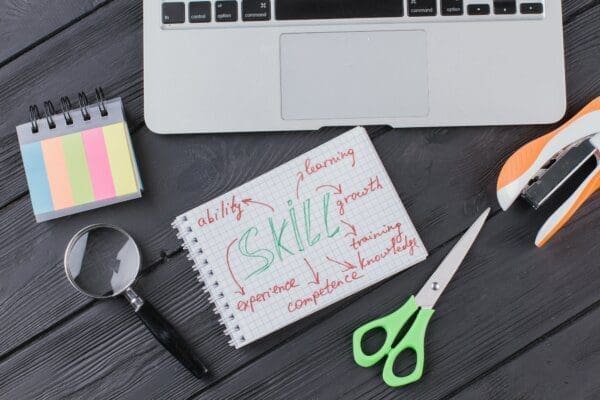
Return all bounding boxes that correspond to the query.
[173,127,428,348]
[16,89,142,222]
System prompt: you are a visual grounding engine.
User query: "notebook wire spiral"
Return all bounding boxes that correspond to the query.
[173,215,246,348]
[17,87,143,222]
[170,128,428,349]
[29,87,108,134]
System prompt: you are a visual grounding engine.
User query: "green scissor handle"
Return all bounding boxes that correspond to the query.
[352,296,435,387]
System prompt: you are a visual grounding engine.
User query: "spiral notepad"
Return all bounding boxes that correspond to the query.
[173,127,428,348]
[16,89,142,222]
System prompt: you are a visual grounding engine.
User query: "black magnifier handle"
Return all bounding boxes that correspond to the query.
[124,289,209,379]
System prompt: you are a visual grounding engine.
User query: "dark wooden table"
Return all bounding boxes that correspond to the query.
[1,1,599,399]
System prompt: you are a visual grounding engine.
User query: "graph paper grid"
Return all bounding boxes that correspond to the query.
[173,127,428,348]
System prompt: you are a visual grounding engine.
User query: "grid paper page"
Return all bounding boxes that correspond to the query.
[173,127,428,348]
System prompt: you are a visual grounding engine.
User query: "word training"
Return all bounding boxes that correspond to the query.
[351,221,402,250]
[357,228,420,270]
[173,128,428,348]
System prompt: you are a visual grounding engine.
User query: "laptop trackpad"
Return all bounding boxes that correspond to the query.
[280,30,429,120]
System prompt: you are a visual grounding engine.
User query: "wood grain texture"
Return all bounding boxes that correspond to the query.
[563,0,600,23]
[0,0,112,64]
[0,0,599,399]
[0,0,144,208]
[451,303,600,400]
[0,0,594,206]
[0,125,365,355]
[193,196,600,400]
[0,253,224,400]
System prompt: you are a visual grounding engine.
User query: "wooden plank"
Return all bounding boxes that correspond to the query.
[0,0,112,64]
[563,0,600,24]
[6,112,586,356]
[1,64,598,400]
[1,197,598,400]
[451,304,600,400]
[0,0,144,208]
[12,0,596,354]
[0,124,359,355]
[0,0,597,363]
[0,2,597,399]
[0,253,216,400]
[0,0,592,206]
[0,0,593,206]
[187,6,600,399]
[191,196,600,400]
[0,249,378,399]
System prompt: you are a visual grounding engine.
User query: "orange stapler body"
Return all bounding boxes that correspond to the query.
[497,98,600,247]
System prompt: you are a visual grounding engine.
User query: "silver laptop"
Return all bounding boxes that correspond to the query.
[144,0,565,134]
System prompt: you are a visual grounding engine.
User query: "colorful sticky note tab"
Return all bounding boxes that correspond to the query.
[21,142,54,214]
[103,123,139,196]
[62,133,95,205]
[83,128,116,201]
[18,115,141,221]
[41,136,75,209]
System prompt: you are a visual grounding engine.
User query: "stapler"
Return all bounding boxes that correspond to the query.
[497,98,600,247]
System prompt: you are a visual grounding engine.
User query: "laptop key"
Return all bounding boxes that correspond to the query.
[441,0,463,16]
[494,1,516,14]
[408,0,437,17]
[276,0,403,20]
[242,0,270,21]
[189,1,212,23]
[467,4,490,15]
[520,3,543,14]
[162,2,185,24]
[216,1,238,22]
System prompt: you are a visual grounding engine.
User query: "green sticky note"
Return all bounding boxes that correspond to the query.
[62,132,95,205]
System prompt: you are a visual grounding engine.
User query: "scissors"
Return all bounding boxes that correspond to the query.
[352,208,490,387]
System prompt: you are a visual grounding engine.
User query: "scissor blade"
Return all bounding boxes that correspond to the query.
[415,208,490,309]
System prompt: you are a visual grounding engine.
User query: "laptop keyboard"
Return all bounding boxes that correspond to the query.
[161,0,545,26]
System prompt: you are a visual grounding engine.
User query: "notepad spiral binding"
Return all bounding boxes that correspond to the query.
[172,214,246,348]
[28,87,109,134]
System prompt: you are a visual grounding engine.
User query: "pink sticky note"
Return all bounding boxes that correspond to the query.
[82,128,116,201]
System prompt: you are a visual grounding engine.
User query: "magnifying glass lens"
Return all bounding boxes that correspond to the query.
[66,226,140,298]
[64,224,209,378]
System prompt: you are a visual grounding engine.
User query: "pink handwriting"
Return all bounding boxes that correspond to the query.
[237,278,299,313]
[287,271,363,312]
[336,176,383,216]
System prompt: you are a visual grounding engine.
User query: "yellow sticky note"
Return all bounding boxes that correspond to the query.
[103,123,138,196]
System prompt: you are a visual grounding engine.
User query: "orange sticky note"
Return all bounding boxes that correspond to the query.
[41,137,74,209]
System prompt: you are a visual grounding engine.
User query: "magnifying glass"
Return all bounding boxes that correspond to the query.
[64,224,209,378]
